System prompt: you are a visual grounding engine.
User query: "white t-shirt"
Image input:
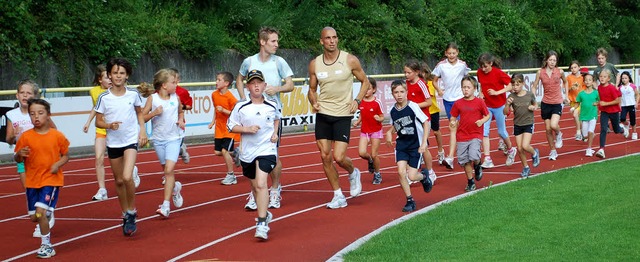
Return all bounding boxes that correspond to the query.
[150,93,184,141]
[238,54,294,106]
[94,87,143,147]
[619,83,637,107]
[432,59,470,102]
[6,108,33,142]
[227,99,281,162]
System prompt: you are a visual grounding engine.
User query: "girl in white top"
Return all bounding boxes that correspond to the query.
[140,69,186,218]
[94,58,147,236]
[431,42,470,170]
[618,71,639,139]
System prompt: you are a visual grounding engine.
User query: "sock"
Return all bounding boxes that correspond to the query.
[126,209,137,215]
[334,189,343,197]
[406,195,414,202]
[257,216,267,223]
[162,200,170,208]
[468,178,474,186]
[98,187,107,194]
[41,233,51,245]
[227,172,234,176]
[45,210,53,218]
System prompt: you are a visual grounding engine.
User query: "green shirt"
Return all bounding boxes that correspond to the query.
[576,90,600,121]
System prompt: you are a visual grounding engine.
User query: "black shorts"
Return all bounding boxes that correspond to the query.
[314,113,352,143]
[430,112,440,131]
[540,102,562,120]
[241,155,277,179]
[513,124,534,136]
[214,138,235,152]
[107,143,138,159]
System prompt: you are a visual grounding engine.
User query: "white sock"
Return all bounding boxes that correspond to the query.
[41,233,51,245]
[333,189,343,197]
[162,200,170,208]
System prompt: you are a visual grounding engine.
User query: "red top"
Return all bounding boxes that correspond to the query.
[406,78,431,116]
[450,97,489,141]
[477,66,511,108]
[597,83,622,113]
[358,98,384,133]
[175,85,193,108]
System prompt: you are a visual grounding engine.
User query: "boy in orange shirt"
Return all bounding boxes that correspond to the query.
[15,99,70,259]
[208,72,239,185]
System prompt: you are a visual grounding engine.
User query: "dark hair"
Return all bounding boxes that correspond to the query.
[368,77,377,89]
[106,57,133,77]
[404,59,430,80]
[596,47,608,57]
[541,50,558,69]
[460,75,478,89]
[477,52,502,69]
[620,71,634,85]
[446,42,459,51]
[390,79,406,91]
[569,60,580,69]
[218,71,234,84]
[27,98,51,114]
[93,65,107,86]
[511,73,525,84]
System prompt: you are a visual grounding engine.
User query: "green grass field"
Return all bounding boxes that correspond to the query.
[344,155,640,261]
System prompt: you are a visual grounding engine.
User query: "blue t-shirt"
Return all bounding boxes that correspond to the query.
[390,101,428,152]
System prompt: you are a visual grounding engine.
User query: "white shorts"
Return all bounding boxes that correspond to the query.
[581,119,597,137]
[153,138,181,165]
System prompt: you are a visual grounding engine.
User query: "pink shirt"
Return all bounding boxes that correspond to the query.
[539,68,564,104]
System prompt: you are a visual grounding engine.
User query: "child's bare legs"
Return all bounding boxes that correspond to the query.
[464,162,475,180]
[32,207,50,236]
[251,163,270,220]
[370,138,381,172]
[515,133,535,167]
[397,161,411,197]
[573,108,581,137]
[445,126,457,169]
[422,150,433,171]
[434,130,444,155]
[216,149,235,174]
[161,161,177,203]
[544,116,561,151]
[358,137,372,167]
[95,137,107,190]
[109,149,137,213]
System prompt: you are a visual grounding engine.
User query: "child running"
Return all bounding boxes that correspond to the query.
[82,65,112,201]
[476,53,516,168]
[566,61,587,140]
[208,72,239,187]
[618,71,638,140]
[352,77,384,184]
[504,74,540,178]
[170,68,194,163]
[449,76,490,192]
[385,80,434,212]
[595,69,628,158]
[6,80,57,238]
[140,69,185,218]
[576,73,600,156]
[228,70,280,240]
[94,57,147,236]
[14,99,69,258]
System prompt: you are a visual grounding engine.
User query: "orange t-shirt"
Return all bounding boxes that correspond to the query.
[212,90,238,139]
[566,74,585,102]
[15,129,70,188]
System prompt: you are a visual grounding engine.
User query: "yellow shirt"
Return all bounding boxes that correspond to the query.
[89,86,108,135]
[427,80,440,114]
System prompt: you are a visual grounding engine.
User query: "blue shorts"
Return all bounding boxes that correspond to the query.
[26,186,60,215]
[395,149,422,169]
[153,138,181,165]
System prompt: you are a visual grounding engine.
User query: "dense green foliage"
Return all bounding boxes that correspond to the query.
[1,0,639,77]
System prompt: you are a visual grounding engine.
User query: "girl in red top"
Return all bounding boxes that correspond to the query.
[595,69,626,158]
[353,78,384,184]
[531,50,568,161]
[404,61,436,182]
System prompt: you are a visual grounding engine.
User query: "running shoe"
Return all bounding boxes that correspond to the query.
[133,166,140,188]
[437,150,445,165]
[555,132,563,149]
[372,172,382,185]
[367,158,375,173]
[443,157,454,170]
[595,148,606,158]
[180,143,190,164]
[622,124,630,138]
[402,200,416,212]
[255,223,270,240]
[497,139,506,152]
[231,148,241,167]
[633,133,638,140]
[245,192,257,211]
[474,162,483,181]
[521,166,530,178]
[585,148,594,157]
[268,186,282,209]
[326,194,347,209]
[349,168,362,197]
[91,188,108,201]
[549,150,558,161]
[465,183,476,192]
[172,181,183,208]
[506,147,517,166]
[123,212,137,236]
[481,157,494,169]
[156,205,170,218]
[575,133,583,141]
[419,168,433,193]
[532,148,541,167]
[36,244,56,258]
[221,173,237,185]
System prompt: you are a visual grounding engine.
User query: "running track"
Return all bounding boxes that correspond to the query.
[1,109,638,261]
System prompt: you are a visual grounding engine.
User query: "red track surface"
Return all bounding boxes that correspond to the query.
[1,110,638,261]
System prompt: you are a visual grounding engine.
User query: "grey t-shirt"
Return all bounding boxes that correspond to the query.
[508,91,536,126]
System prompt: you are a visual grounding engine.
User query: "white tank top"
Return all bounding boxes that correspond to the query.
[151,93,184,141]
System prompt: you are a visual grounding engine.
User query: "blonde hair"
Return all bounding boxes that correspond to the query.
[17,79,40,98]
[137,68,177,98]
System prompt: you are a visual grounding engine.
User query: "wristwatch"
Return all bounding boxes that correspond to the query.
[354,98,361,105]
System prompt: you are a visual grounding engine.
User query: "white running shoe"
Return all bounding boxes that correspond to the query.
[481,157,494,168]
[36,244,56,258]
[91,188,108,201]
[429,170,437,185]
[506,147,517,166]
[443,157,454,170]
[595,148,605,158]
[254,210,273,240]
[268,186,282,209]
[497,139,506,152]
[437,150,445,165]
[555,132,563,149]
[244,192,257,210]
[585,148,594,157]
[549,150,558,161]
[575,133,583,141]
[348,168,362,197]
[132,166,140,188]
[180,143,190,164]
[172,181,183,208]
[221,173,237,185]
[622,124,630,138]
[633,132,638,140]
[156,205,170,218]
[326,194,347,209]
